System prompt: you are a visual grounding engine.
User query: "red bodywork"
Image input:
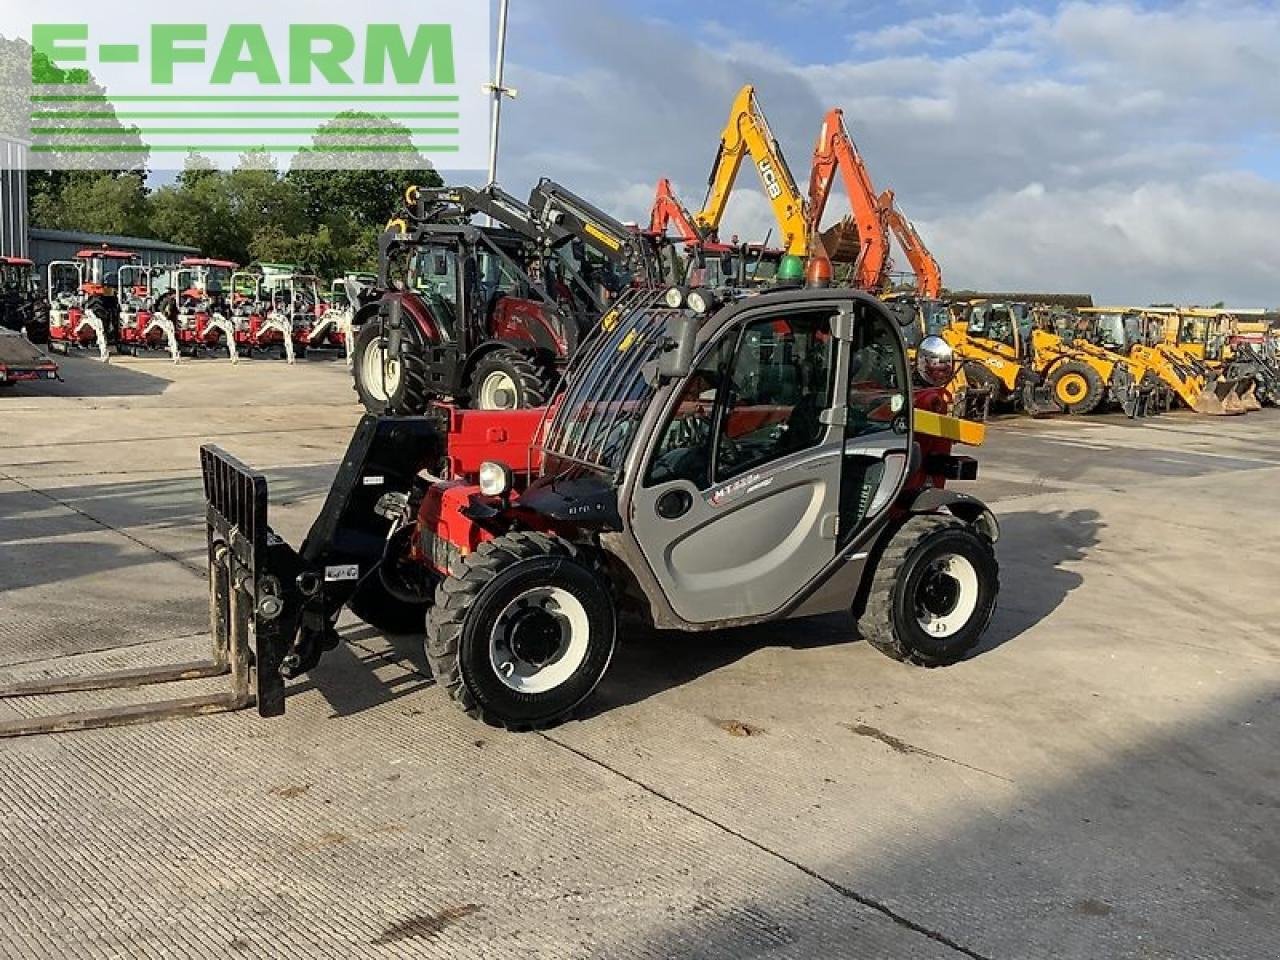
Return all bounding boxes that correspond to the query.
[489,297,568,357]
[412,407,547,572]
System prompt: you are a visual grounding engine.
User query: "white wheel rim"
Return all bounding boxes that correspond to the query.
[359,336,401,402]
[489,586,590,694]
[915,554,980,638]
[476,370,519,410]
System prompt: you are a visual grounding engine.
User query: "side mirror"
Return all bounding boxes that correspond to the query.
[657,314,698,381]
[917,335,957,387]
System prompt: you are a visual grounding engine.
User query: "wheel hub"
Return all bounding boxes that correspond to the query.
[507,606,563,667]
[488,586,591,694]
[913,553,980,639]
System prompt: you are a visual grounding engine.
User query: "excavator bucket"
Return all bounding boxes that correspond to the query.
[1112,368,1158,420]
[820,217,865,265]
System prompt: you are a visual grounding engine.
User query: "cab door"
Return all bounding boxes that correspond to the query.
[629,300,912,625]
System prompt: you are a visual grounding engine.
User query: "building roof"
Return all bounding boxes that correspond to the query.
[30,228,199,256]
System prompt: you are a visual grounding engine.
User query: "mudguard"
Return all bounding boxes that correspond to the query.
[907,488,1000,543]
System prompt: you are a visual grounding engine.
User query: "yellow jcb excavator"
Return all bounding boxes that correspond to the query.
[1165,308,1269,408]
[1074,308,1249,416]
[696,85,809,259]
[943,301,1155,418]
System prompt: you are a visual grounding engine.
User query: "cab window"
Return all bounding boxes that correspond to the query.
[645,308,836,489]
[846,310,909,440]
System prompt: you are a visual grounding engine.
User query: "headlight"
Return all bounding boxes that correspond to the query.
[478,460,514,497]
[664,286,686,309]
[686,288,716,315]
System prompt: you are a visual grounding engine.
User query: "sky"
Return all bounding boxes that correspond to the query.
[458,0,1280,307]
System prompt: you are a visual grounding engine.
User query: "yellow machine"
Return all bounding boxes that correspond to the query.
[1074,308,1249,416]
[696,85,809,257]
[1164,308,1267,408]
[943,301,1156,418]
[885,294,988,421]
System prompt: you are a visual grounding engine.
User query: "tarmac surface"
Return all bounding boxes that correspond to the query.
[2,354,1278,959]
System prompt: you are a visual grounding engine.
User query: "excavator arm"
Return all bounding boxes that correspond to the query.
[529,177,667,285]
[695,85,808,257]
[879,189,943,299]
[650,179,703,244]
[807,108,891,291]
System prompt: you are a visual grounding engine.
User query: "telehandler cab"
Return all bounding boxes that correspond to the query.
[0,284,999,735]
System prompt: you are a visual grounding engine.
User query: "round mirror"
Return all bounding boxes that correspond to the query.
[917,335,956,387]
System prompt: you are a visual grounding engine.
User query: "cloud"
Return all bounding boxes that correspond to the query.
[479,0,1280,305]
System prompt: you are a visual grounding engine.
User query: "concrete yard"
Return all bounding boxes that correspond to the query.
[1,354,1278,959]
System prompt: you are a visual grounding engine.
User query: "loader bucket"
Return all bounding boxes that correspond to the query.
[1192,379,1246,416]
[1234,378,1261,412]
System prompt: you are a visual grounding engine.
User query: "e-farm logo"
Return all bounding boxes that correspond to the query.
[13,2,489,170]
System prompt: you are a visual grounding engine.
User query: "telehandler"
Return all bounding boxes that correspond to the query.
[0,280,999,735]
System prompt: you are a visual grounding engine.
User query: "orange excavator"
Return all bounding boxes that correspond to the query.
[878,189,942,299]
[807,107,891,292]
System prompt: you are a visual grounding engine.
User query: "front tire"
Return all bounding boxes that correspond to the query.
[467,348,553,410]
[351,320,432,415]
[426,532,616,728]
[857,515,999,667]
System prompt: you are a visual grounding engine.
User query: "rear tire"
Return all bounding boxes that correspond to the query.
[857,515,999,667]
[426,532,616,728]
[1048,361,1105,414]
[351,320,432,416]
[467,348,553,410]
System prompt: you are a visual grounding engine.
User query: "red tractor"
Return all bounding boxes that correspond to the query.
[152,258,240,359]
[46,248,137,360]
[196,284,999,730]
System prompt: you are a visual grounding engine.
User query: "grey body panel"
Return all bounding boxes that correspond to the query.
[614,292,914,629]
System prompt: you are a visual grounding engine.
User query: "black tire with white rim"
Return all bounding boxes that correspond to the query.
[467,347,553,411]
[857,514,999,667]
[351,320,432,415]
[426,532,616,728]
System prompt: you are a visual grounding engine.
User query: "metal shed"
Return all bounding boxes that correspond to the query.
[0,137,30,260]
[30,228,199,276]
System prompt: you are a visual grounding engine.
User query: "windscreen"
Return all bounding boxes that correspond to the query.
[541,295,673,475]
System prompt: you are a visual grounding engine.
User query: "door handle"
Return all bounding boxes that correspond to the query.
[656,489,693,520]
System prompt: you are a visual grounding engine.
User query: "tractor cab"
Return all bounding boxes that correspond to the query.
[75,248,136,297]
[178,258,236,307]
[0,257,37,333]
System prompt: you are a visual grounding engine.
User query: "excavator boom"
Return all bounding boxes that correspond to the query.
[650,178,703,244]
[807,108,890,291]
[879,189,943,299]
[695,85,808,257]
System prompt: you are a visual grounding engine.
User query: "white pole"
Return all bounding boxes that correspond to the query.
[485,0,514,190]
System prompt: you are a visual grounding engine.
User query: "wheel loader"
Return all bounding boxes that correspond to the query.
[1165,309,1272,408]
[0,281,999,736]
[1112,310,1252,416]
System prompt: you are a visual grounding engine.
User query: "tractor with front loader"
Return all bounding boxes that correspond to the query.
[0,280,1000,736]
[349,181,670,416]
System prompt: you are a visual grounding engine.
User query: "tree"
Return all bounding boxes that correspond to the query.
[31,171,151,236]
[2,37,147,175]
[287,113,442,227]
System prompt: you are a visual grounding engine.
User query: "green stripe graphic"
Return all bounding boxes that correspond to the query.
[31,145,461,153]
[32,111,459,120]
[30,95,461,103]
[32,128,461,136]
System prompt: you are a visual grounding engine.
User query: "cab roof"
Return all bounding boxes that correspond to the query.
[180,258,239,269]
[76,249,135,260]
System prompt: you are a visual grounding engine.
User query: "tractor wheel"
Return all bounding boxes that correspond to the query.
[351,321,432,416]
[426,532,616,728]
[467,348,553,410]
[1047,361,1105,414]
[857,515,999,667]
